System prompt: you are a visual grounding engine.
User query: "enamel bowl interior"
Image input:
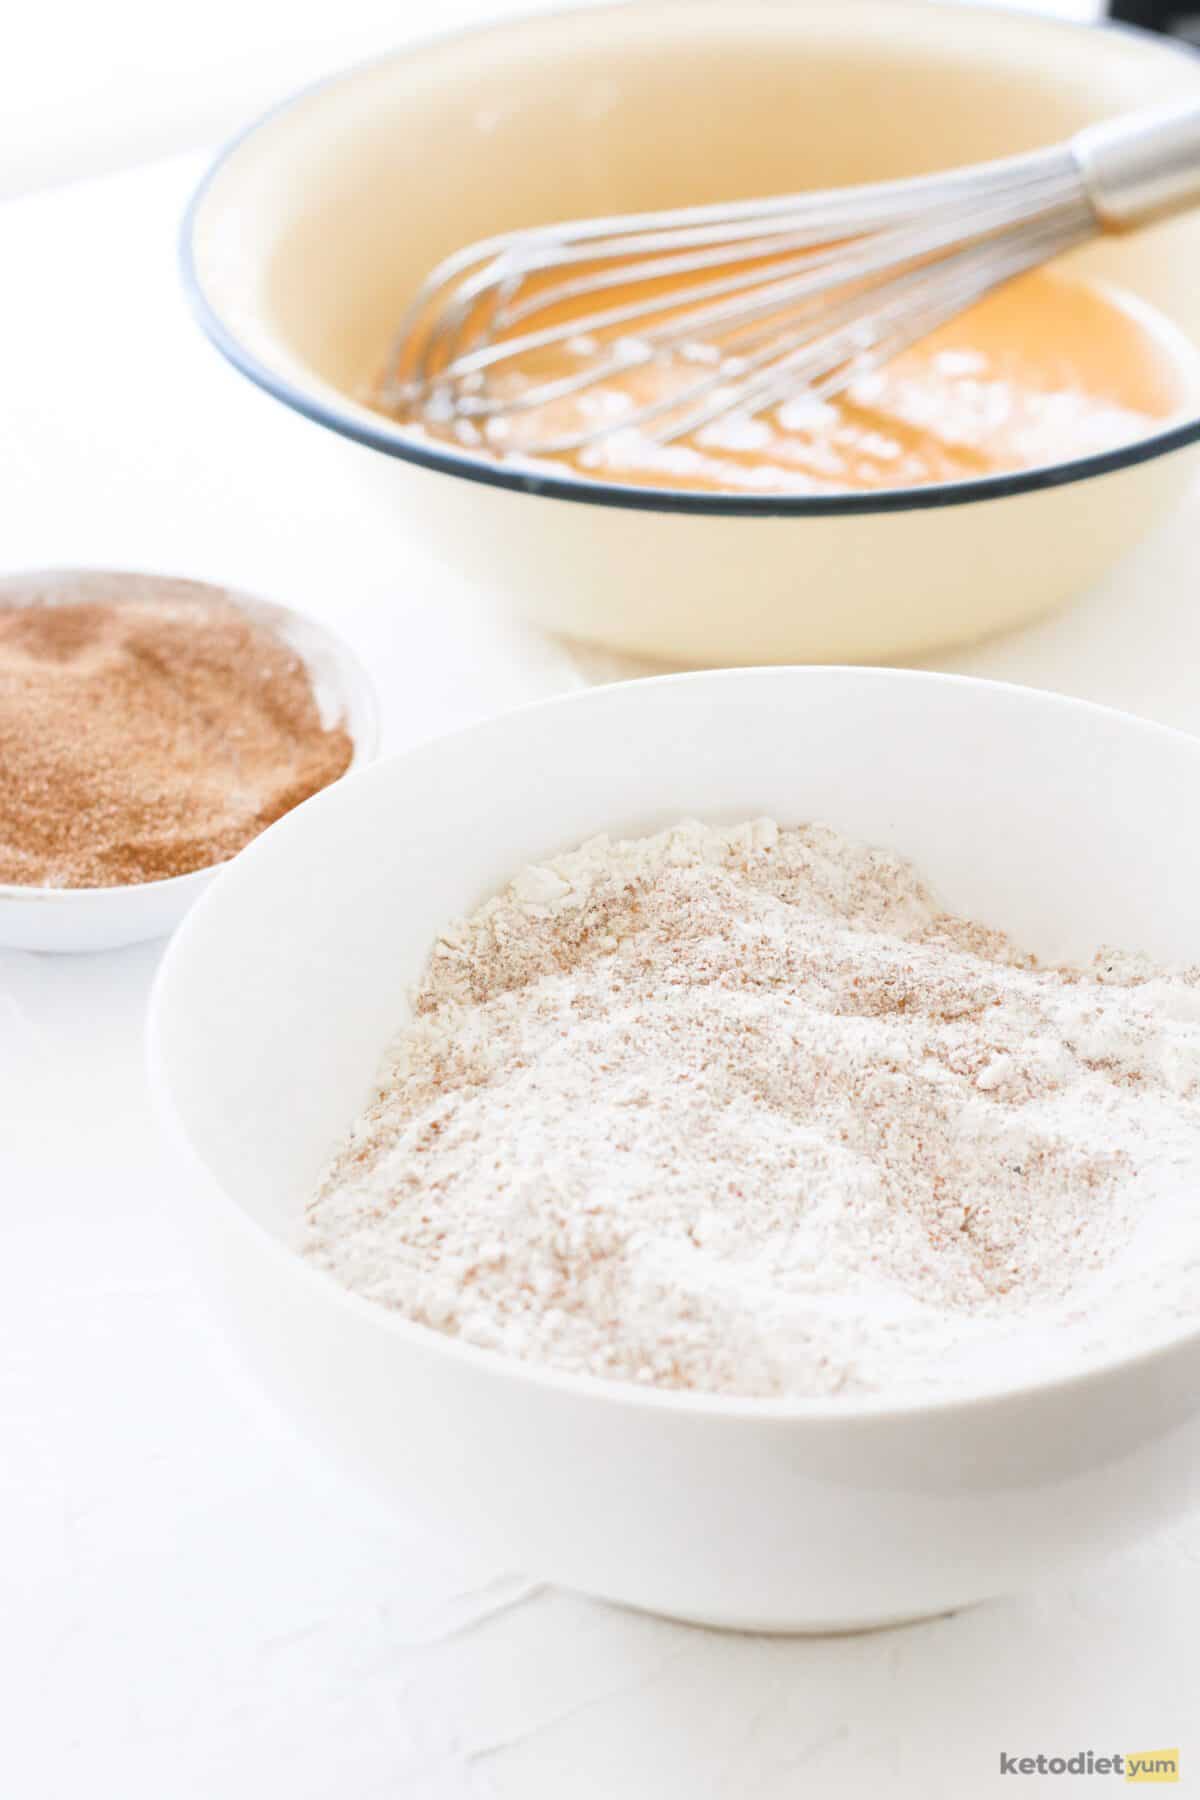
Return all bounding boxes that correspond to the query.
[149,668,1200,1630]
[186,0,1200,494]
[0,570,379,954]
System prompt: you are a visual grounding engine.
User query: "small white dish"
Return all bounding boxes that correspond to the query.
[149,667,1200,1632]
[0,569,378,953]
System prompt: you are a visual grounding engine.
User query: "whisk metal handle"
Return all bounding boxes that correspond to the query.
[1073,100,1200,228]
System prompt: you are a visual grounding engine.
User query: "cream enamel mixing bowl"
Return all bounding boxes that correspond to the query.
[149,667,1200,1633]
[181,0,1200,667]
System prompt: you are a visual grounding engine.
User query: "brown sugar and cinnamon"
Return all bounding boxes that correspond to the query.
[0,587,354,888]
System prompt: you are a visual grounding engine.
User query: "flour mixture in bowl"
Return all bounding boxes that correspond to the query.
[306,820,1200,1399]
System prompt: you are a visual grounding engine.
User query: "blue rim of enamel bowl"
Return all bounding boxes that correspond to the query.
[180,1,1200,520]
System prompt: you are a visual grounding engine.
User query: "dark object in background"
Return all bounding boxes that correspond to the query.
[1109,0,1200,46]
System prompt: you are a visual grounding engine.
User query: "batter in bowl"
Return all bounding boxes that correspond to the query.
[382,270,1197,496]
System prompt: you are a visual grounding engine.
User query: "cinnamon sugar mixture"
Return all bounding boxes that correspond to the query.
[0,591,353,888]
[307,820,1200,1399]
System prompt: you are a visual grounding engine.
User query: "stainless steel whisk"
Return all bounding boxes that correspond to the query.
[383,101,1200,457]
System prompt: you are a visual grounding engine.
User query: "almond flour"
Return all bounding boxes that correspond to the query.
[305,820,1200,1399]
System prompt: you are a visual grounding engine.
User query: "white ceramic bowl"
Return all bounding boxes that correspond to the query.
[182,0,1200,666]
[149,667,1200,1633]
[0,570,378,953]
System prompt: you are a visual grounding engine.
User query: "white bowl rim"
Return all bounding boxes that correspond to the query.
[149,663,1200,1427]
[0,566,380,906]
[180,0,1200,522]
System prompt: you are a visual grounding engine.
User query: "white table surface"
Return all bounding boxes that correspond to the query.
[4,153,1200,1800]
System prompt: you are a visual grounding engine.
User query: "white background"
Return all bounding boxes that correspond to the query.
[4,3,1196,1798]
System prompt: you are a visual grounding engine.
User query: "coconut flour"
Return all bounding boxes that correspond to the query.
[305,820,1200,1399]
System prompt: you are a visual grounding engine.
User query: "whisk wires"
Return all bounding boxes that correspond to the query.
[381,143,1097,457]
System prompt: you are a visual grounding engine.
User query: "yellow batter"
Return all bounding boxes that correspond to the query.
[384,270,1193,495]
